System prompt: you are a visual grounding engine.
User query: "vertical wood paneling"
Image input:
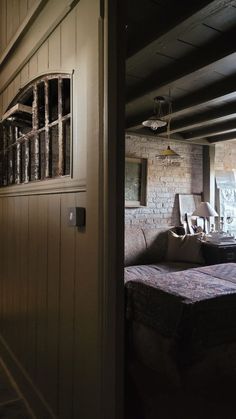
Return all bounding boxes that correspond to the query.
[0,2,102,418]
[0,94,3,117]
[1,0,29,51]
[7,80,14,107]
[0,191,88,418]
[35,196,48,395]
[0,4,2,55]
[2,89,8,114]
[0,199,3,325]
[8,197,19,355]
[5,198,15,347]
[20,63,29,88]
[29,54,38,80]
[18,197,29,368]
[1,199,8,339]
[27,0,36,9]
[19,0,28,23]
[73,192,87,419]
[1,0,7,53]
[58,193,76,419]
[27,196,39,377]
[61,10,76,69]
[11,197,21,360]
[37,41,49,74]
[6,0,14,44]
[13,73,21,98]
[48,26,61,71]
[46,194,61,414]
[12,0,20,36]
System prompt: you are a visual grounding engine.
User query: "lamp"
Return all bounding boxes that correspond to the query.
[142,96,167,131]
[192,202,218,234]
[156,92,182,165]
[156,145,181,165]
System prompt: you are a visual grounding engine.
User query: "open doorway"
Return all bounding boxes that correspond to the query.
[124,1,236,418]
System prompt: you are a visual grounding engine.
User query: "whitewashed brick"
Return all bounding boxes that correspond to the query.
[125,134,204,227]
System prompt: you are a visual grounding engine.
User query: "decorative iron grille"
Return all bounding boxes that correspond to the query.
[0,74,71,186]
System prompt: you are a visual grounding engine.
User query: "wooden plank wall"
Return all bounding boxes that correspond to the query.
[0,0,37,55]
[0,192,87,418]
[0,1,102,418]
[0,3,77,114]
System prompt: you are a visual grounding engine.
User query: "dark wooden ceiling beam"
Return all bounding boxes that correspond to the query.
[183,119,236,141]
[127,26,236,104]
[167,104,236,134]
[126,74,236,129]
[208,132,236,143]
[126,127,210,145]
[127,0,217,58]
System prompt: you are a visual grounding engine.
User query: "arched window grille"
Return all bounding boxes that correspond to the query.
[0,74,71,186]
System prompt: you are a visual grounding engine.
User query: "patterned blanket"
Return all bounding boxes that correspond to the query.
[125,263,236,365]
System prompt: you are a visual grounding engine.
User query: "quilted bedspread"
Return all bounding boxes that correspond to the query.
[125,263,236,365]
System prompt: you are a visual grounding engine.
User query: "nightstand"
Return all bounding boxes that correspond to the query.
[202,242,236,265]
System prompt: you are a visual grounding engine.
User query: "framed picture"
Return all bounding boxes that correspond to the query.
[125,157,147,207]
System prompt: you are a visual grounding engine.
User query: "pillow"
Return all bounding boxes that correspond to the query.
[166,231,205,264]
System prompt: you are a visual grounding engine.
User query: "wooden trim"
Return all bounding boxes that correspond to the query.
[0,72,83,196]
[1,104,32,123]
[0,178,85,197]
[0,0,48,68]
[0,0,80,94]
[101,0,125,418]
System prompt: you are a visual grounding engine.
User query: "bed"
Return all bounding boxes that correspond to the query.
[125,262,236,395]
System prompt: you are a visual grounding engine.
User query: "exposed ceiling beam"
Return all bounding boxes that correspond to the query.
[127,26,236,104]
[126,128,210,145]
[127,0,217,58]
[208,132,236,143]
[183,119,236,141]
[166,104,236,135]
[126,74,236,129]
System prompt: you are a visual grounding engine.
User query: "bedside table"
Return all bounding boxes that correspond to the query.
[202,242,236,265]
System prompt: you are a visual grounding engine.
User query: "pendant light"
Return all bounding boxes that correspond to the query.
[156,92,182,164]
[142,96,167,131]
[157,145,180,159]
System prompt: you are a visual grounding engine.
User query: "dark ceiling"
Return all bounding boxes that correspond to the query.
[126,0,236,144]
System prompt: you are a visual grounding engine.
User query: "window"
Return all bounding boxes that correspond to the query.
[0,74,71,186]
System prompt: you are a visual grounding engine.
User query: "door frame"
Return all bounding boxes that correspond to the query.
[100,1,125,418]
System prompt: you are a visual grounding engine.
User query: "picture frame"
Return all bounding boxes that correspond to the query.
[125,157,147,207]
[178,193,202,233]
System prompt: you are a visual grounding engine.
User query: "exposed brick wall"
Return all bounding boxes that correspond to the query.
[125,134,203,227]
[215,140,236,171]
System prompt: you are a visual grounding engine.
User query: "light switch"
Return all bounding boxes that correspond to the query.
[68,207,86,227]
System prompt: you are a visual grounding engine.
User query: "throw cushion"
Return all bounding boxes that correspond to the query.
[166,231,205,264]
